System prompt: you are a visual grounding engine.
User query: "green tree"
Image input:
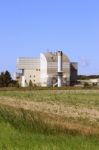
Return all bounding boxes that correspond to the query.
[0,72,5,87]
[4,71,12,86]
[0,70,12,87]
[29,80,33,90]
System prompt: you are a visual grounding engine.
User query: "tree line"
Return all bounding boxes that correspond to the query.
[0,70,17,87]
[77,75,99,80]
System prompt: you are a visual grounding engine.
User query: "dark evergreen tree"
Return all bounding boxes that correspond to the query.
[4,71,12,86]
[0,70,12,87]
[0,72,5,87]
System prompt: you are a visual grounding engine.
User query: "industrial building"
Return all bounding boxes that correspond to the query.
[16,51,77,87]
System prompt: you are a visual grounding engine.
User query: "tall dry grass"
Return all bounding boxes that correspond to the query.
[0,103,99,136]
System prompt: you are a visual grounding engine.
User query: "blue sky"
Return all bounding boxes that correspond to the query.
[0,0,98,75]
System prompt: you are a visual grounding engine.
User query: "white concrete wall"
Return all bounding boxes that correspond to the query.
[21,76,26,87]
[24,69,40,86]
[20,69,40,87]
[40,53,48,87]
[17,52,72,87]
[40,53,70,87]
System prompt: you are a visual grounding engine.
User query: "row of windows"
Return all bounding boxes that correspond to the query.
[25,80,36,83]
[36,69,40,71]
[30,75,35,78]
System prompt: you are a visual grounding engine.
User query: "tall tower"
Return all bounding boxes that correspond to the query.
[57,51,63,87]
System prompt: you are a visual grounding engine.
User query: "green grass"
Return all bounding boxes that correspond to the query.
[0,104,87,136]
[0,90,99,107]
[0,121,99,150]
[0,89,99,149]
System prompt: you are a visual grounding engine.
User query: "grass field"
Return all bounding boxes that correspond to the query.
[0,89,99,149]
[0,89,99,107]
[0,122,99,150]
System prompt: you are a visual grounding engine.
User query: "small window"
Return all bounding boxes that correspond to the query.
[34,75,35,78]
[30,75,31,78]
[34,80,35,82]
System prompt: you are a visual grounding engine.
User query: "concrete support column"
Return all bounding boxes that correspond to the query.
[21,76,25,87]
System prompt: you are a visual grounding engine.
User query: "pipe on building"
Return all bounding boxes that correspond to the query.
[21,76,25,87]
[57,51,63,87]
[21,69,26,87]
